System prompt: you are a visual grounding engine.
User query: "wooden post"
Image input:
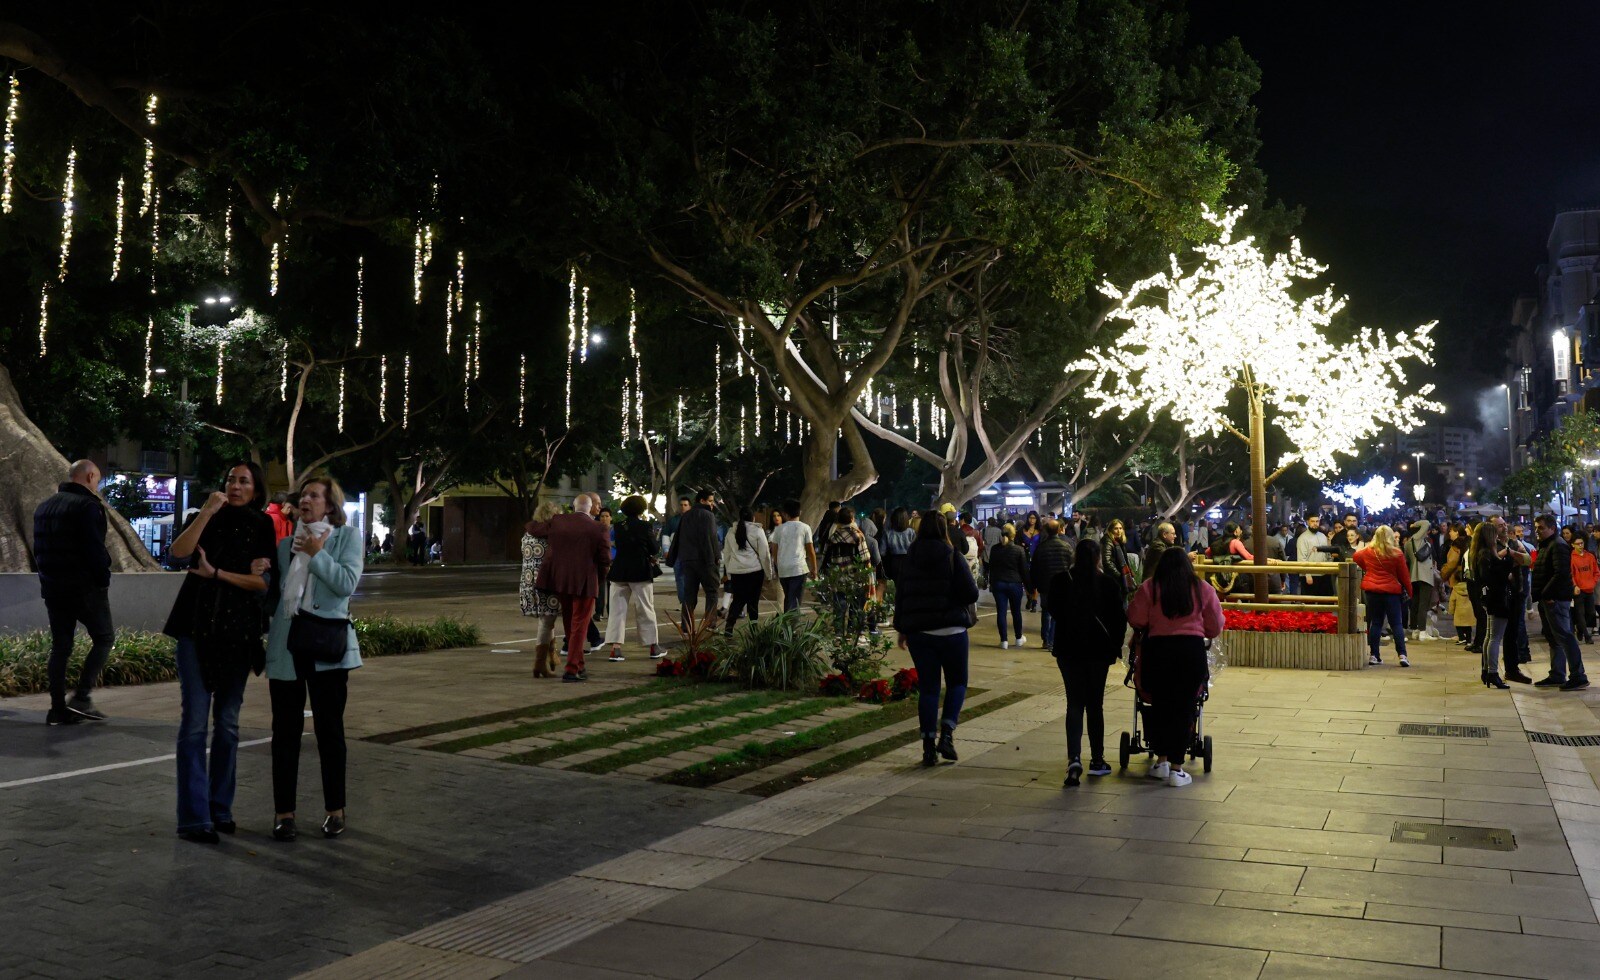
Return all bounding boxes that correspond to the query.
[1336,563,1359,633]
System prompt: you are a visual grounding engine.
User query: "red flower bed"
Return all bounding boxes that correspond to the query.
[1223,609,1337,634]
[656,649,719,678]
[819,672,853,696]
[891,667,919,700]
[857,678,893,703]
[655,658,687,677]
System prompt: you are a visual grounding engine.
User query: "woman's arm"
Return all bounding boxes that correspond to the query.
[308,527,364,598]
[170,492,227,558]
[1200,583,1225,638]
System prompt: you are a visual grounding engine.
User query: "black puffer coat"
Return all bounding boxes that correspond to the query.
[892,538,979,634]
[32,482,111,599]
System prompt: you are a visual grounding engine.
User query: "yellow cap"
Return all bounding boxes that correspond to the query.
[939,502,956,515]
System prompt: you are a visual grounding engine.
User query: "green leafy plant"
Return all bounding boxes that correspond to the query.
[0,630,177,697]
[811,564,893,682]
[353,615,481,656]
[712,610,830,690]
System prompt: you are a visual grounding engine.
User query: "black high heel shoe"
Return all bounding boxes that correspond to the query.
[1483,672,1510,690]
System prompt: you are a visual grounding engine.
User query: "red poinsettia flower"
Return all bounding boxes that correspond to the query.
[858,678,893,703]
[1222,609,1337,634]
[819,672,853,696]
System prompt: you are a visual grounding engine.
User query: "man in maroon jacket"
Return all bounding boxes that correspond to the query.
[528,494,613,681]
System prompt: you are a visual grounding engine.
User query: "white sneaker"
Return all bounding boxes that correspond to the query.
[1168,770,1193,787]
[1015,636,1027,647]
[1148,761,1171,779]
[648,646,666,660]
[1001,640,1010,650]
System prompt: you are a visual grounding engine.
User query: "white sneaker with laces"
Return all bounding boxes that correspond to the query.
[1015,636,1026,647]
[1168,769,1193,787]
[1001,640,1010,650]
[1148,760,1171,780]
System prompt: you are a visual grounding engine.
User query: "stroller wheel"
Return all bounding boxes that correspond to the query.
[1119,730,1131,771]
[1202,735,1214,773]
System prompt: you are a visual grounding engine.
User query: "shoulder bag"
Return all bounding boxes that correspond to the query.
[288,612,351,664]
[949,550,978,628]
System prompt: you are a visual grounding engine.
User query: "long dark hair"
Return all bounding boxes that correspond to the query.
[890,506,910,532]
[1071,538,1101,591]
[224,460,268,510]
[916,512,950,544]
[735,506,753,550]
[1152,546,1199,619]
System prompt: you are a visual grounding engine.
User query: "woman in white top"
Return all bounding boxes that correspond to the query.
[722,506,775,634]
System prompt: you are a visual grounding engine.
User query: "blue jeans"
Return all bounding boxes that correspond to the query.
[175,637,249,833]
[907,631,968,737]
[780,574,806,612]
[1364,592,1408,661]
[1541,599,1587,682]
[992,581,1024,641]
[1484,617,1510,675]
[1040,603,1055,648]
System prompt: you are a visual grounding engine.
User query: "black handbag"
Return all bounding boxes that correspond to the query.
[288,612,351,664]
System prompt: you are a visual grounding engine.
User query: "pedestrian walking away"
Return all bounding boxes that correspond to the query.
[666,488,722,632]
[769,500,818,612]
[162,461,277,845]
[892,515,979,767]
[263,475,364,842]
[1127,547,1223,788]
[1048,538,1127,787]
[606,495,663,660]
[526,494,613,682]
[988,525,1030,648]
[721,506,775,634]
[33,459,116,726]
[520,501,565,677]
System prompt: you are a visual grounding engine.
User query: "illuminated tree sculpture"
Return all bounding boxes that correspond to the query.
[1072,207,1442,600]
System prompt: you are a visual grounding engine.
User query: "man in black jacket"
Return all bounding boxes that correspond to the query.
[33,460,115,724]
[665,489,721,632]
[1031,521,1074,648]
[1532,514,1588,690]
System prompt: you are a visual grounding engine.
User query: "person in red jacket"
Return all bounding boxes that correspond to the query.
[1572,535,1598,643]
[526,495,613,682]
[1352,525,1413,667]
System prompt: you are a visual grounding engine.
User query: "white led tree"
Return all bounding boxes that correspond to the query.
[1072,207,1442,600]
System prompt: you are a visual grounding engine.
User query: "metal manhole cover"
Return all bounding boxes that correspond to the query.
[1392,822,1516,851]
[1397,724,1489,738]
[1528,732,1600,746]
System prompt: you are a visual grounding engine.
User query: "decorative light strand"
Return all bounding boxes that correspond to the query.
[412,224,425,304]
[518,353,527,428]
[139,95,156,216]
[279,339,288,401]
[37,284,48,356]
[754,374,761,438]
[403,353,412,429]
[148,188,160,296]
[676,395,684,438]
[110,177,125,280]
[629,287,642,438]
[55,146,76,281]
[565,267,576,426]
[739,404,747,453]
[380,354,388,423]
[142,317,154,396]
[1,73,17,213]
[222,204,232,275]
[354,256,365,347]
[454,250,465,312]
[444,276,455,354]
[215,340,227,405]
[912,397,921,441]
[472,303,482,380]
[580,285,590,363]
[621,378,631,447]
[714,345,723,442]
[269,192,282,296]
[338,366,347,432]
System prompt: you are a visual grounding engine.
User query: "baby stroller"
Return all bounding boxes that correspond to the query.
[1119,636,1214,773]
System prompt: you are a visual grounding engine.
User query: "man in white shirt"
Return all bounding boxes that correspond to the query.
[1296,514,1332,595]
[769,499,818,612]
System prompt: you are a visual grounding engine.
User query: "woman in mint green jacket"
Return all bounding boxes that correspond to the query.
[264,475,363,842]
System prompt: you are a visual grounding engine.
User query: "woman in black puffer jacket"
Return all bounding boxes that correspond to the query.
[893,512,980,767]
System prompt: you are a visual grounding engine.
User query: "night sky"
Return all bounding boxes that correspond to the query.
[1191,3,1600,420]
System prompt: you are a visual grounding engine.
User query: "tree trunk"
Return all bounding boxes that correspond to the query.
[0,362,160,573]
[1248,390,1269,604]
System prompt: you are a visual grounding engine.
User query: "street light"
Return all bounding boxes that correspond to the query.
[1500,382,1515,469]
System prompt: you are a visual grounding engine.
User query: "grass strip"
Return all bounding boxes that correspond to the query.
[566,695,852,775]
[743,690,1032,797]
[427,683,736,753]
[501,689,814,767]
[0,629,177,698]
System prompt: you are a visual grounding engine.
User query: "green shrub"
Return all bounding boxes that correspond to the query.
[712,611,830,690]
[354,615,481,656]
[811,565,893,682]
[0,630,177,697]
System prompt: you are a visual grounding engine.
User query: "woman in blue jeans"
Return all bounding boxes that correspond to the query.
[987,526,1030,648]
[892,515,979,766]
[162,461,277,845]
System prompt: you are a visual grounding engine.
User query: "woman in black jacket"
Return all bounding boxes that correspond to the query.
[893,513,980,767]
[605,495,662,661]
[987,527,1031,648]
[1048,539,1128,787]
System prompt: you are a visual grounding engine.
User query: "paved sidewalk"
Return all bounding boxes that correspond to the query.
[304,637,1600,979]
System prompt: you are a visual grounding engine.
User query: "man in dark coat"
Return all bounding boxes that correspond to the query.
[33,459,114,724]
[1030,520,1074,648]
[1532,514,1588,690]
[665,488,721,632]
[529,494,612,681]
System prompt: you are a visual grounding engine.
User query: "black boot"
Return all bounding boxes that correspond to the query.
[937,729,958,761]
[922,736,938,767]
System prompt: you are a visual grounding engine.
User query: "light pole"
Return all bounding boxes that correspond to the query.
[1500,382,1515,471]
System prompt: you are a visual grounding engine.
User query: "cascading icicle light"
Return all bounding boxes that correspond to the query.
[222,204,232,275]
[454,250,465,312]
[714,345,722,443]
[216,340,227,405]
[518,353,526,428]
[354,256,364,347]
[403,353,412,429]
[565,266,576,426]
[739,404,747,453]
[142,316,154,396]
[1,73,18,213]
[412,223,425,304]
[338,366,346,432]
[621,379,630,447]
[279,339,288,401]
[629,287,642,438]
[56,146,76,281]
[379,354,388,423]
[37,284,49,356]
[912,397,920,441]
[110,177,125,280]
[676,395,684,438]
[444,276,455,354]
[754,374,761,438]
[149,188,160,296]
[472,303,482,380]
[139,95,156,216]
[580,285,590,363]
[269,192,283,296]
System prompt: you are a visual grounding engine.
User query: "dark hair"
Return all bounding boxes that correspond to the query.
[621,495,647,518]
[870,507,886,531]
[836,508,856,526]
[223,460,269,510]
[1071,538,1101,587]
[1222,522,1241,539]
[695,488,715,502]
[678,495,691,504]
[783,499,802,520]
[890,507,910,532]
[1534,513,1557,530]
[736,507,753,550]
[827,500,842,511]
[959,511,972,524]
[916,513,950,543]
[1152,546,1199,619]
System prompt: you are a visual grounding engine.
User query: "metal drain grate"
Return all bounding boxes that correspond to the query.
[1392,822,1516,851]
[1397,724,1489,738]
[1528,732,1600,746]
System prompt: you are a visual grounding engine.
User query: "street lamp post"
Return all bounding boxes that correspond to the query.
[1500,382,1515,471]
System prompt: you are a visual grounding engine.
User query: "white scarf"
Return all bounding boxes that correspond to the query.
[280,521,333,614]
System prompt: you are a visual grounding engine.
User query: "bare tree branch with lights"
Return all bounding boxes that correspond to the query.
[1072,206,1443,600]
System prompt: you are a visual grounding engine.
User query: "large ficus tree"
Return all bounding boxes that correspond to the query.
[567,0,1263,523]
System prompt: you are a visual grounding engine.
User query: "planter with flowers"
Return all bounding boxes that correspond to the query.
[1220,607,1366,670]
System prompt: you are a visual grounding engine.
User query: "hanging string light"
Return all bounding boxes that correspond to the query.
[565,267,577,426]
[454,250,465,313]
[629,287,642,438]
[269,192,282,296]
[338,366,346,432]
[139,95,156,217]
[279,339,288,401]
[403,353,412,429]
[580,284,590,363]
[110,177,125,280]
[676,395,684,438]
[55,146,76,281]
[754,374,761,438]
[37,284,49,357]
[913,397,921,441]
[222,204,232,275]
[714,344,722,442]
[891,391,898,428]
[215,340,226,405]
[1,73,17,213]
[443,276,455,354]
[379,354,388,423]
[518,353,527,428]
[739,404,747,453]
[472,303,482,380]
[148,188,160,296]
[412,224,425,304]
[142,316,154,397]
[354,256,364,347]
[621,378,630,447]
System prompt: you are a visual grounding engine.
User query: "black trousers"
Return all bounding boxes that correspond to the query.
[1140,636,1208,766]
[269,663,349,814]
[1056,656,1111,763]
[45,588,114,708]
[724,571,765,630]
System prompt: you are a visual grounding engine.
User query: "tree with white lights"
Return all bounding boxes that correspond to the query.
[1072,207,1442,600]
